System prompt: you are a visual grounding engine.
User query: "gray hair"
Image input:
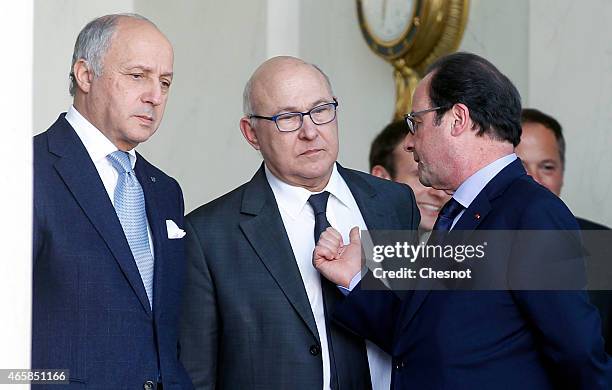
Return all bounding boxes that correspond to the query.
[69,13,153,96]
[242,59,334,115]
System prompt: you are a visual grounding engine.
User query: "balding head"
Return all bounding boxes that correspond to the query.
[71,13,174,151]
[239,56,339,192]
[243,56,333,115]
[69,13,165,96]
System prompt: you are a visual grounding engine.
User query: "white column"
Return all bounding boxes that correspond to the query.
[0,1,33,388]
[266,0,300,58]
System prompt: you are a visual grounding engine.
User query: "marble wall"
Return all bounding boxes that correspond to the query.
[529,0,612,226]
[32,0,611,226]
[33,0,135,132]
[137,0,530,212]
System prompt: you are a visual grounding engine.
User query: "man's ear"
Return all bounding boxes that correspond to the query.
[239,117,261,150]
[371,165,391,180]
[449,103,470,137]
[72,59,94,94]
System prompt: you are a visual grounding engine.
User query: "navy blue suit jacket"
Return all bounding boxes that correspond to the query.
[32,115,193,389]
[334,159,611,389]
[577,217,612,356]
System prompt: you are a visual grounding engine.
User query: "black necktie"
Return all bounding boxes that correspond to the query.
[307,191,339,389]
[308,191,332,242]
[432,197,465,232]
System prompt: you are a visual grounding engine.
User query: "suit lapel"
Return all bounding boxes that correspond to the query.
[454,158,527,234]
[337,165,396,231]
[453,196,492,232]
[48,116,152,316]
[338,165,418,307]
[239,166,321,342]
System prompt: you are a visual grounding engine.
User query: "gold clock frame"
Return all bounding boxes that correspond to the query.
[357,0,470,120]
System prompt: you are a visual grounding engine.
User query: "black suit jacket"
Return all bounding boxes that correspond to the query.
[33,114,193,389]
[179,164,419,389]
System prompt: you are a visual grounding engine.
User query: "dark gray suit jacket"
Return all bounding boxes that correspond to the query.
[179,164,419,389]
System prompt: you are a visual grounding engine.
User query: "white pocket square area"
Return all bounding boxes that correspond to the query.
[166,219,186,239]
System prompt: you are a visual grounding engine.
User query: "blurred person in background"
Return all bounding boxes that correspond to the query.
[517,107,612,354]
[369,120,451,240]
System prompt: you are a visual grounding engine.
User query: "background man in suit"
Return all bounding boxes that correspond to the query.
[516,108,610,230]
[313,52,610,389]
[369,120,450,237]
[516,107,612,354]
[33,14,193,389]
[179,56,419,389]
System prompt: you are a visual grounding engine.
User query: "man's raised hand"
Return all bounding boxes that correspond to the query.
[313,226,362,288]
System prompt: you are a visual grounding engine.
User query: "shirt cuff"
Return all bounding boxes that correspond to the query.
[337,271,363,296]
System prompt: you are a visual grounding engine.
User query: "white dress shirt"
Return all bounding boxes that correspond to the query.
[266,163,391,390]
[65,105,155,257]
[451,153,517,229]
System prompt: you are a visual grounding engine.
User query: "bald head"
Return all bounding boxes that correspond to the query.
[242,56,333,115]
[238,55,339,192]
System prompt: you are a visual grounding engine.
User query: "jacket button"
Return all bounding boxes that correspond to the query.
[144,380,155,390]
[309,344,321,356]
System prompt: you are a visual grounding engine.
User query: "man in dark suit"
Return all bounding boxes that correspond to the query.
[179,56,419,389]
[516,108,610,231]
[516,107,612,354]
[314,52,610,389]
[33,14,193,389]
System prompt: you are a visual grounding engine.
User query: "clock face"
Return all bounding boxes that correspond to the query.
[361,0,415,43]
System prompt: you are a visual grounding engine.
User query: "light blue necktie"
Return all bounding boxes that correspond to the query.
[107,151,154,308]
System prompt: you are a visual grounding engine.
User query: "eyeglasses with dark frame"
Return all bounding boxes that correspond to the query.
[403,106,448,135]
[248,98,339,132]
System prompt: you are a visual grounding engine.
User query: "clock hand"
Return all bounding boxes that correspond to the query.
[382,0,388,26]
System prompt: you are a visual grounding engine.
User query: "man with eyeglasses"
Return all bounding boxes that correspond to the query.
[313,52,611,389]
[369,120,451,240]
[179,56,419,389]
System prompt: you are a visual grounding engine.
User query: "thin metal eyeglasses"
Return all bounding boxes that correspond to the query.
[248,98,338,132]
[404,106,448,134]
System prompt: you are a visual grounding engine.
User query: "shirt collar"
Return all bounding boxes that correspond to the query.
[265,162,352,219]
[66,105,137,169]
[452,153,517,209]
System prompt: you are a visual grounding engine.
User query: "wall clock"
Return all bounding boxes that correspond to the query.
[357,0,470,119]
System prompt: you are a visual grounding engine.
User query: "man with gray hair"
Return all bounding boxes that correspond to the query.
[33,14,193,389]
[179,56,419,389]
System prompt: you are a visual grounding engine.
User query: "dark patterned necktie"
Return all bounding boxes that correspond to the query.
[307,190,340,389]
[432,197,465,232]
[308,191,332,241]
